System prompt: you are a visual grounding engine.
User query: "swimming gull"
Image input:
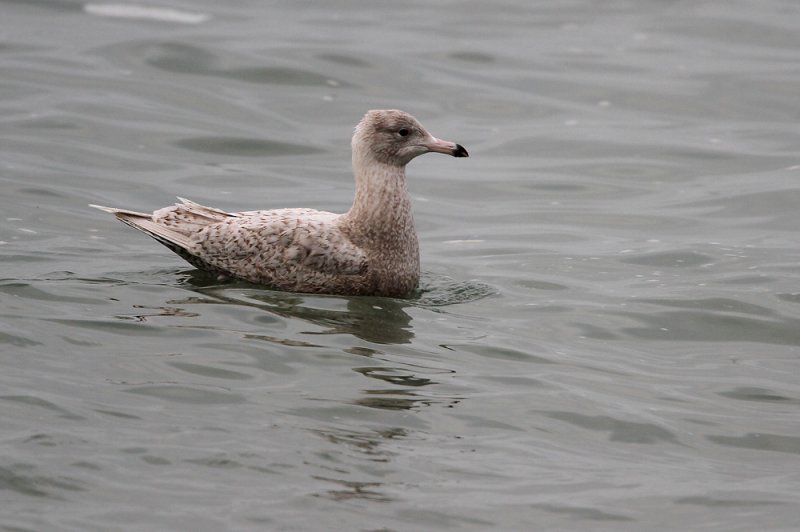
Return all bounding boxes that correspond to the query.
[91,109,468,296]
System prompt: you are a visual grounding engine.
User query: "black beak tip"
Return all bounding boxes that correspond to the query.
[453,144,469,158]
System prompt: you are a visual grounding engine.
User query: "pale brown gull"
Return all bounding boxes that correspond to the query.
[90,109,468,297]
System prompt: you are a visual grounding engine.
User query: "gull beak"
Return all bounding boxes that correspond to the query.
[426,136,469,158]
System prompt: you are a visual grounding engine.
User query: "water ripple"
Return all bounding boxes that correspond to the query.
[173,136,323,157]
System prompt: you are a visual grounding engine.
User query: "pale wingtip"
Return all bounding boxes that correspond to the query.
[176,196,200,207]
[89,203,117,213]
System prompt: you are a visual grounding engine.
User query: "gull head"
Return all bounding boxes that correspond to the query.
[353,109,468,167]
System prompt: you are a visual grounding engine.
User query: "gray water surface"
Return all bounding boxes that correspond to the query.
[2,1,800,530]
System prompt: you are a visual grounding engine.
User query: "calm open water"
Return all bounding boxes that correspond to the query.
[2,1,800,530]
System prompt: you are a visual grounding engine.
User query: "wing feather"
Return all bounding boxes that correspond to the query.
[188,209,367,288]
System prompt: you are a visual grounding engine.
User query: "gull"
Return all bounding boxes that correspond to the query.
[91,109,468,297]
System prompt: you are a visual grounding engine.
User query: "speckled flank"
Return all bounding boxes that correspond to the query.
[91,110,468,297]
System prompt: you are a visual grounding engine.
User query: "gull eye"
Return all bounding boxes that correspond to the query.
[397,128,410,137]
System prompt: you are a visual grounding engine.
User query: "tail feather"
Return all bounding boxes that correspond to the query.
[90,202,192,249]
[176,197,231,214]
[115,215,193,250]
[90,199,236,277]
[173,197,233,221]
[89,204,150,217]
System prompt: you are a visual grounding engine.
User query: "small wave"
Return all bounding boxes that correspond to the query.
[84,4,210,24]
[413,273,496,306]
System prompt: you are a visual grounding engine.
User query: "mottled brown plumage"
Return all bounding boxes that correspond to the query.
[91,109,468,296]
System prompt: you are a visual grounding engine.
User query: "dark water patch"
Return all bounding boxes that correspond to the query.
[345,346,380,357]
[70,461,101,471]
[125,384,245,404]
[583,160,683,182]
[141,42,352,87]
[450,344,554,364]
[707,433,800,455]
[118,305,199,322]
[637,297,775,316]
[482,375,548,388]
[354,392,442,411]
[317,53,371,67]
[675,495,783,507]
[512,278,569,291]
[777,292,800,304]
[0,254,54,264]
[619,310,800,345]
[120,447,148,454]
[531,504,635,522]
[686,189,800,227]
[173,136,323,157]
[45,318,169,336]
[315,426,408,455]
[620,251,715,268]
[313,476,391,502]
[0,41,48,54]
[166,361,252,380]
[414,273,496,306]
[718,387,799,404]
[663,16,800,51]
[141,42,213,74]
[224,66,345,86]
[353,366,437,387]
[93,408,142,420]
[574,323,619,340]
[244,333,323,348]
[449,51,495,63]
[0,464,85,499]
[185,455,242,469]
[720,274,775,285]
[17,187,67,198]
[286,404,428,429]
[1,0,80,14]
[526,305,575,313]
[22,434,60,447]
[184,270,493,309]
[191,287,417,344]
[13,116,80,130]
[141,455,170,465]
[453,414,525,432]
[0,331,42,348]
[526,181,588,192]
[395,508,494,528]
[1,395,84,420]
[542,411,679,444]
[0,280,103,304]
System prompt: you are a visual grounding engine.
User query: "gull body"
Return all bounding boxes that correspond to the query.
[91,109,468,297]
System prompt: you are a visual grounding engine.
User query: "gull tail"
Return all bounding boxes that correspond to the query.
[90,200,233,277]
[90,203,192,252]
[89,204,149,217]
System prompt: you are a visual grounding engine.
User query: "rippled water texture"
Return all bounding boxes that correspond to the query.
[2,1,800,530]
